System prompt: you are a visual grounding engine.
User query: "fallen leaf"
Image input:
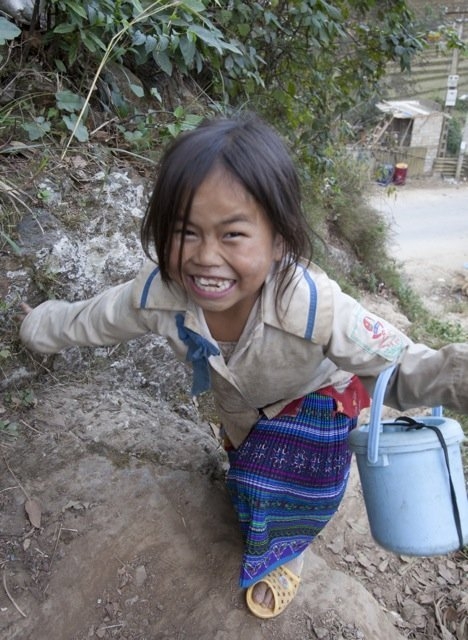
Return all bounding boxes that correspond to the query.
[399,555,412,563]
[134,565,147,587]
[356,551,374,569]
[326,536,345,554]
[438,563,458,585]
[62,500,89,512]
[401,599,427,628]
[456,617,466,640]
[434,598,457,640]
[378,558,389,572]
[420,593,435,604]
[347,520,369,535]
[24,498,42,528]
[117,566,131,588]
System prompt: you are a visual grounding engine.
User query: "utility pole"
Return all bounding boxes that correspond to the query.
[438,20,464,158]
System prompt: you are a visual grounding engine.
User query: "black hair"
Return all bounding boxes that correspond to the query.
[141,112,313,287]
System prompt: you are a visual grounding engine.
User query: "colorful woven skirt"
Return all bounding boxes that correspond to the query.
[226,392,357,587]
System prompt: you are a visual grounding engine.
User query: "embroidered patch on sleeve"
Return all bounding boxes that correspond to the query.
[350,307,406,360]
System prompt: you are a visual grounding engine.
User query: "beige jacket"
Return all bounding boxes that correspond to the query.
[20,260,468,447]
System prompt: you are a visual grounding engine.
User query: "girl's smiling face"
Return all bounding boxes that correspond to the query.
[168,167,283,340]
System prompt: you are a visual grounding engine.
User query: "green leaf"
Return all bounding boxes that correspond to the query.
[80,31,98,53]
[67,38,79,66]
[189,24,222,46]
[68,1,88,19]
[55,90,85,114]
[179,35,196,66]
[180,114,204,130]
[0,17,21,44]
[181,0,205,10]
[237,24,250,37]
[154,50,172,75]
[150,87,162,103]
[53,23,76,34]
[55,59,67,73]
[0,420,18,438]
[132,29,147,46]
[81,29,107,53]
[62,114,89,142]
[0,230,22,255]
[22,117,51,141]
[158,34,169,52]
[322,1,342,21]
[144,34,157,53]
[123,130,144,143]
[130,83,144,98]
[166,123,179,137]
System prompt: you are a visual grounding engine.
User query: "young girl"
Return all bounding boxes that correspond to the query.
[20,113,468,619]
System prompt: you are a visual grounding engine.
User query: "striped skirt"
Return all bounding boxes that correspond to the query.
[226,393,357,587]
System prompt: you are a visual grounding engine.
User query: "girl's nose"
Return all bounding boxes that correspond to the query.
[194,238,222,265]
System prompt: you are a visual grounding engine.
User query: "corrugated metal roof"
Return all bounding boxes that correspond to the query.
[376,99,442,118]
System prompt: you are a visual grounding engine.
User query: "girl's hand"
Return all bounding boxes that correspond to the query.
[19,302,33,321]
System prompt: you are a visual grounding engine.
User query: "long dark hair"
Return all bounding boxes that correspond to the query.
[141,113,313,287]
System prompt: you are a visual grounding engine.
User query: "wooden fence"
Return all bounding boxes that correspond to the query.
[371,147,427,177]
[370,148,468,180]
[432,156,468,179]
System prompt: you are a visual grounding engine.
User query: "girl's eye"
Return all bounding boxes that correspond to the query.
[174,227,196,236]
[225,231,245,239]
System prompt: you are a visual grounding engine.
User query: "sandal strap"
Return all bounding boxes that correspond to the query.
[246,565,301,619]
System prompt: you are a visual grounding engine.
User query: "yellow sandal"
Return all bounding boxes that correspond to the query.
[245,565,301,619]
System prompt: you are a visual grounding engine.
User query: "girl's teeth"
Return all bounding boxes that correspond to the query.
[194,277,232,291]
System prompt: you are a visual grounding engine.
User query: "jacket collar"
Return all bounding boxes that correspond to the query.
[133,258,324,342]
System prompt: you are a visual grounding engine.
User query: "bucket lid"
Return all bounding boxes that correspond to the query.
[349,416,465,454]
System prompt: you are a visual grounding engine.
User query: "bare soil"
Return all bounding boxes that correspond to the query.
[1,176,468,640]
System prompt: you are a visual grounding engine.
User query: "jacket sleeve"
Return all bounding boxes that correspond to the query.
[20,281,152,354]
[325,281,468,412]
[383,342,468,413]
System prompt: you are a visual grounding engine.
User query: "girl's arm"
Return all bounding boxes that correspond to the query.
[325,281,468,413]
[20,281,151,354]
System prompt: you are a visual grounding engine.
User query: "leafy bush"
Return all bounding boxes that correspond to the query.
[44,0,241,76]
[210,1,425,168]
[1,0,429,154]
[0,1,242,145]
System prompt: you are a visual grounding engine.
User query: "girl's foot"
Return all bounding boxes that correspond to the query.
[250,552,304,611]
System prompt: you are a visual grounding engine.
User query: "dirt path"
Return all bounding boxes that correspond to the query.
[371,182,468,330]
[1,178,467,640]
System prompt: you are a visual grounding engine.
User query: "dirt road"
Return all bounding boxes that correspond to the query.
[371,181,468,326]
[371,181,468,273]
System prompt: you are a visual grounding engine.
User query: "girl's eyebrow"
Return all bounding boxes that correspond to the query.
[219,214,254,225]
[176,213,255,226]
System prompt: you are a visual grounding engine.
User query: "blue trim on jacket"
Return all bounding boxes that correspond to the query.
[297,264,317,340]
[140,267,160,308]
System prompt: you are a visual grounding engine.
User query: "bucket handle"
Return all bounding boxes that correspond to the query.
[367,364,443,464]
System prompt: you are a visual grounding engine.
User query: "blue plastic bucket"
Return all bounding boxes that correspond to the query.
[349,366,468,555]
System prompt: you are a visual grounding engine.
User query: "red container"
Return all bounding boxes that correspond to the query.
[393,162,408,185]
